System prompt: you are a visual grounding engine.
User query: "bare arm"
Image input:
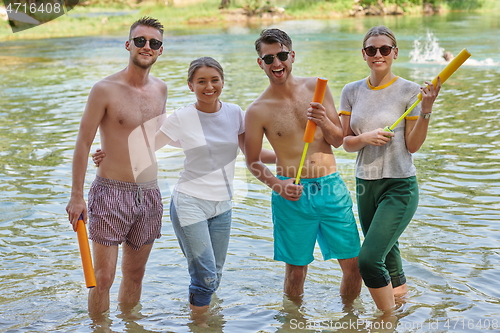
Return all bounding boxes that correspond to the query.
[92,122,176,165]
[155,128,173,151]
[238,132,276,164]
[405,79,441,153]
[259,148,277,164]
[66,84,107,230]
[244,106,302,201]
[306,85,343,148]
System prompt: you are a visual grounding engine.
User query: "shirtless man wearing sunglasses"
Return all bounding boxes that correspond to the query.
[66,17,166,319]
[244,29,362,305]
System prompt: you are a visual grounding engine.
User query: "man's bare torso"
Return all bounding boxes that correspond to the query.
[254,77,337,179]
[95,72,166,183]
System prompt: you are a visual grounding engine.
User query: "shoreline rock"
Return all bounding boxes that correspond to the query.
[349,0,405,16]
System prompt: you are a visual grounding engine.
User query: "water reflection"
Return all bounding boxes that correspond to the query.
[0,11,499,333]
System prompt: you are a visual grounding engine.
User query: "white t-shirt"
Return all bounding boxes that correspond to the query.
[160,102,245,201]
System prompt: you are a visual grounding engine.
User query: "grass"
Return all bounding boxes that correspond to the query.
[1,0,498,41]
[284,0,356,18]
[0,1,224,41]
[444,0,499,10]
[140,0,223,24]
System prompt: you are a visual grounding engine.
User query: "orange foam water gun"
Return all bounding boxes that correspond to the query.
[77,214,96,288]
[384,48,471,132]
[295,77,328,185]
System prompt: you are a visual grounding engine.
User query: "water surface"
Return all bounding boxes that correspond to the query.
[0,11,499,333]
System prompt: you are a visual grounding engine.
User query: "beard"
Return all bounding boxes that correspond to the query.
[132,55,157,70]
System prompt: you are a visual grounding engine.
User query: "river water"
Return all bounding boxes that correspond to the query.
[0,11,499,333]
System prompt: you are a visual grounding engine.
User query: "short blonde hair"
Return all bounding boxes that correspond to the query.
[129,16,164,38]
[363,26,397,48]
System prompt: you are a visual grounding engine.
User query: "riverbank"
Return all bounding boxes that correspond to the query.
[1,0,498,41]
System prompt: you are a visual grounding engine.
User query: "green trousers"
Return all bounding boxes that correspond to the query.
[356,176,419,289]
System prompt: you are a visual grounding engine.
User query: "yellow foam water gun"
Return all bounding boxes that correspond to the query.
[384,48,471,132]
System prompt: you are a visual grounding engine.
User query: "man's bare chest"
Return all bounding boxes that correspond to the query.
[106,91,164,129]
[266,100,310,139]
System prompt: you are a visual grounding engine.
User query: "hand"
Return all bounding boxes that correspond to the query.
[363,128,394,146]
[66,196,87,232]
[91,148,105,167]
[274,178,303,201]
[420,77,441,113]
[306,102,329,127]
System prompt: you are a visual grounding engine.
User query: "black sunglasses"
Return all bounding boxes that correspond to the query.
[363,45,395,57]
[130,36,163,50]
[261,51,290,65]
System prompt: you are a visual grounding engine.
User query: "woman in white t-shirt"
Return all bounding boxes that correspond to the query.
[339,26,441,312]
[155,57,275,320]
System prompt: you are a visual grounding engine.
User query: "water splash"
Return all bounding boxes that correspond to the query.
[410,31,499,66]
[409,31,446,64]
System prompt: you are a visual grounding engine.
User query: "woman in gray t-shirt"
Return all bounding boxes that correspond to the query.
[339,26,441,312]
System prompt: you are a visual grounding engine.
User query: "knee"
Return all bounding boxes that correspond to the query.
[95,270,115,291]
[340,258,361,279]
[286,265,307,283]
[357,247,379,277]
[123,266,146,285]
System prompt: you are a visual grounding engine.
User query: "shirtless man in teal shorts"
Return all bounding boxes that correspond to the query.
[245,29,362,300]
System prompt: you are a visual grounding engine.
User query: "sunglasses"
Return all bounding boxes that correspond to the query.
[363,45,395,57]
[261,51,290,65]
[130,36,163,50]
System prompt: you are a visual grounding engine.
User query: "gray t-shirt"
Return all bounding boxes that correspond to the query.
[339,77,421,180]
[160,102,245,200]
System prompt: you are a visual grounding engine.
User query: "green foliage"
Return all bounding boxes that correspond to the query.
[444,0,493,10]
[391,0,490,8]
[283,0,494,10]
[285,0,355,16]
[139,0,223,24]
[1,0,498,41]
[288,0,324,8]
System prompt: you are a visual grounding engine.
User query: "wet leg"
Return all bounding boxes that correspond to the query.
[284,264,308,297]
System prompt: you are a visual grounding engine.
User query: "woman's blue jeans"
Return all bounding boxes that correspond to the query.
[170,193,232,307]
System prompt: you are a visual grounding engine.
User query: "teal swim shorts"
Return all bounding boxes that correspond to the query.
[271,172,360,266]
